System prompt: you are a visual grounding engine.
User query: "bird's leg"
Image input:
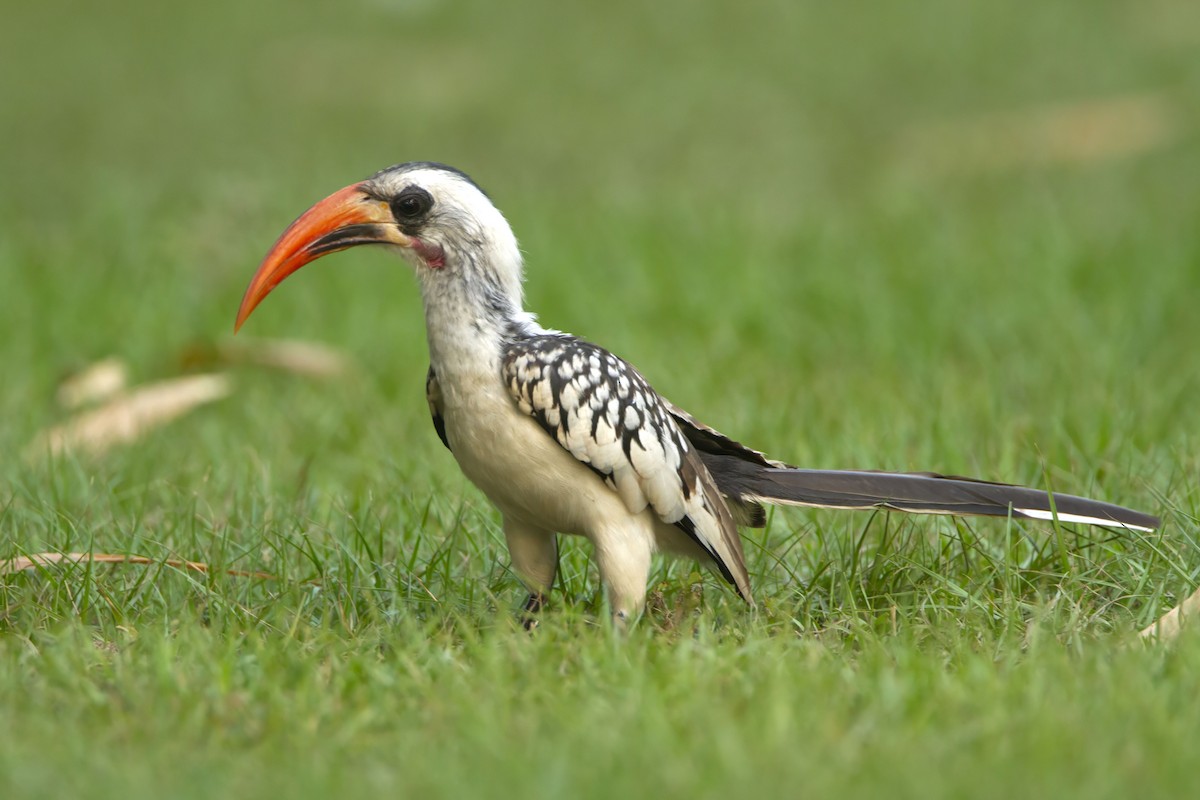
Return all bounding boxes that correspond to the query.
[503,516,558,630]
[591,526,653,631]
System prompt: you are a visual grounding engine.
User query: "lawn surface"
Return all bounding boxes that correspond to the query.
[2,1,1199,797]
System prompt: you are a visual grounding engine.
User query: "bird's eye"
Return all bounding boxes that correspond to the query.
[391,188,433,222]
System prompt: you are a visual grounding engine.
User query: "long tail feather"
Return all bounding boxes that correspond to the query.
[745,468,1159,532]
[668,404,1159,533]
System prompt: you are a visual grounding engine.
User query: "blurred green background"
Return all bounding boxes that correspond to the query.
[2,1,1200,797]
[2,0,1197,467]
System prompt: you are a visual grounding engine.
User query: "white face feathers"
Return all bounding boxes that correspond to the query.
[366,164,525,306]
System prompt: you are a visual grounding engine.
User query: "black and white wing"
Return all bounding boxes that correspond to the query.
[502,335,752,600]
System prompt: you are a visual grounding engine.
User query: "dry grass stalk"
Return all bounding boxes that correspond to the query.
[0,551,277,580]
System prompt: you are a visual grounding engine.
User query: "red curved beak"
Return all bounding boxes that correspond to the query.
[234,182,410,331]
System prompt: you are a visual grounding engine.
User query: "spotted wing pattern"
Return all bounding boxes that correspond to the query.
[501,335,751,599]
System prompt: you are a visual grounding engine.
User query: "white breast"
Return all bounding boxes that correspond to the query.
[440,376,634,536]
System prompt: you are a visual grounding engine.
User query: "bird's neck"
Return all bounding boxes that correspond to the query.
[419,271,537,384]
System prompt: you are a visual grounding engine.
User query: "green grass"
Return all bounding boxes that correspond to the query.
[3,0,1200,797]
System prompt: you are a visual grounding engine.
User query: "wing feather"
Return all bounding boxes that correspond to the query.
[502,335,751,600]
[426,365,450,452]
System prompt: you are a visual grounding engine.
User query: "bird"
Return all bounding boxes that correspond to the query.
[235,161,1160,627]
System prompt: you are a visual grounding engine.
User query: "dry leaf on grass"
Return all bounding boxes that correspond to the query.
[56,357,129,409]
[1140,585,1200,641]
[181,338,352,379]
[227,338,351,378]
[0,551,277,580]
[898,92,1178,173]
[27,373,232,459]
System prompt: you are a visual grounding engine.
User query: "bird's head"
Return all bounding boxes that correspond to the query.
[235,162,523,331]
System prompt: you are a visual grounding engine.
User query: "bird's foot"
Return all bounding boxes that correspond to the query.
[610,609,633,634]
[520,591,547,632]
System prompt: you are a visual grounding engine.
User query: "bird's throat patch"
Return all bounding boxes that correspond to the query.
[412,238,446,269]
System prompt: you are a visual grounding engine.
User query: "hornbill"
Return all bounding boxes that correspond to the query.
[236,162,1159,626]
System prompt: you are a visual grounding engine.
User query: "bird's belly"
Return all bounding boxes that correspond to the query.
[441,388,629,535]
